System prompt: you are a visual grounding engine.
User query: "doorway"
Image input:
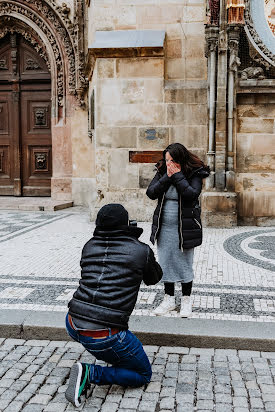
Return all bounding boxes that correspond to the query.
[0,33,52,196]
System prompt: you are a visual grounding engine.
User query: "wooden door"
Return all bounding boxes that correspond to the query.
[0,33,52,196]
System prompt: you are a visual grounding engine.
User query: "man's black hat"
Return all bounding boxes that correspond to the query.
[96,203,129,228]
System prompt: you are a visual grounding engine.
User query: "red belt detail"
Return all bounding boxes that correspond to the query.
[68,314,120,338]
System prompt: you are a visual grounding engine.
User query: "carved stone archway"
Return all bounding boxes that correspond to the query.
[0,0,88,201]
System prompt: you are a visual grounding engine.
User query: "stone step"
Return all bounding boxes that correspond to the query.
[0,197,73,211]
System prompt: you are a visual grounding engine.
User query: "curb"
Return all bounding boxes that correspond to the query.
[1,310,275,352]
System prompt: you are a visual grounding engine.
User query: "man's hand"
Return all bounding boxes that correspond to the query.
[167,162,181,177]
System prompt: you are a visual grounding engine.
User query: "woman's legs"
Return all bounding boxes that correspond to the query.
[153,282,176,315]
[181,281,193,296]
[180,281,193,317]
[164,282,175,296]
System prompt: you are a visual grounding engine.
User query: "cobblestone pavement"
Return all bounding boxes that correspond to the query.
[0,338,274,412]
[0,209,274,322]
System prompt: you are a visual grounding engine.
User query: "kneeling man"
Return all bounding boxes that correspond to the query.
[65,203,162,407]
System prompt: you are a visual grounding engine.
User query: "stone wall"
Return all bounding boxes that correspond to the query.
[88,0,208,220]
[236,93,275,225]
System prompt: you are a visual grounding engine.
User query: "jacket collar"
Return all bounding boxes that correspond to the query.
[93,225,143,239]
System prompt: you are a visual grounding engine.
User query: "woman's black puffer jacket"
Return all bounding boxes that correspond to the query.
[146,166,209,249]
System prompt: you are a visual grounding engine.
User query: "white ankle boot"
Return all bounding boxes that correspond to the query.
[180,296,192,317]
[153,295,176,316]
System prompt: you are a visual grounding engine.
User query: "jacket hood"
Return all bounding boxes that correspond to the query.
[189,166,210,179]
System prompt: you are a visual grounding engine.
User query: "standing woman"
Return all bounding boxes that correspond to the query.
[146,143,209,317]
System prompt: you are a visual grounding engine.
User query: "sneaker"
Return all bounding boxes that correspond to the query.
[180,296,192,318]
[153,295,176,316]
[65,362,91,407]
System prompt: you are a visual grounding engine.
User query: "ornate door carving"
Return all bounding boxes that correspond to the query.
[0,33,51,196]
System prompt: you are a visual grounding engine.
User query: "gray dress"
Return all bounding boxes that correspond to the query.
[157,185,194,283]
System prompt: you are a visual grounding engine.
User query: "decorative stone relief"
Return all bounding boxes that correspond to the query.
[35,153,47,170]
[244,0,275,67]
[0,0,88,106]
[25,58,41,70]
[241,66,266,79]
[0,20,50,68]
[0,57,7,69]
[34,108,47,126]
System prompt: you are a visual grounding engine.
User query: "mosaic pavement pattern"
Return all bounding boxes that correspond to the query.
[0,210,274,322]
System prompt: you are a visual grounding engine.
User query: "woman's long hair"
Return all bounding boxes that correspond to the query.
[156,143,208,176]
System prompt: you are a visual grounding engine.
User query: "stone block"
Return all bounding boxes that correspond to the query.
[237,154,275,172]
[166,23,183,39]
[166,58,185,80]
[116,58,164,78]
[167,104,185,125]
[120,80,145,104]
[202,192,237,213]
[137,127,169,149]
[97,103,166,126]
[181,21,205,37]
[97,79,121,104]
[238,118,274,134]
[167,38,182,58]
[238,191,275,218]
[235,173,275,193]
[97,126,137,148]
[95,149,109,187]
[92,7,115,31]
[108,149,139,189]
[136,5,183,25]
[72,178,96,207]
[165,87,207,104]
[97,59,115,78]
[115,5,137,30]
[182,4,205,22]
[144,79,164,103]
[185,36,205,59]
[51,178,72,202]
[185,56,207,80]
[201,192,237,227]
[184,104,208,125]
[90,189,156,221]
[237,103,275,118]
[170,125,207,149]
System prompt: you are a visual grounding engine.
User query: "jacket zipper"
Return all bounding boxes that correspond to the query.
[194,218,202,229]
[179,195,184,251]
[154,193,165,243]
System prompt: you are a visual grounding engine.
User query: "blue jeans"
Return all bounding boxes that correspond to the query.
[65,314,152,387]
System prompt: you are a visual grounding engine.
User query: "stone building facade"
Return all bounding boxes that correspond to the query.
[0,0,274,226]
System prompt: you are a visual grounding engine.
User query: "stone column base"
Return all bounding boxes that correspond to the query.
[51,177,72,201]
[201,192,237,227]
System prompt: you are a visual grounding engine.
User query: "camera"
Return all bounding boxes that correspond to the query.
[129,220,137,227]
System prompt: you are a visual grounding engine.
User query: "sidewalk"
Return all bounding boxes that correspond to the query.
[0,207,275,350]
[0,337,274,412]
[0,208,275,411]
[0,208,274,322]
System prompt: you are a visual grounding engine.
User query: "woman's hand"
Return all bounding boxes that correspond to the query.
[167,161,181,177]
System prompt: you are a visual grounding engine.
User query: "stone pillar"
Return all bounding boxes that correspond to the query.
[202,0,237,227]
[226,25,240,192]
[215,0,227,191]
[205,26,219,190]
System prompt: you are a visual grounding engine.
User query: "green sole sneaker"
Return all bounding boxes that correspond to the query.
[65,362,90,407]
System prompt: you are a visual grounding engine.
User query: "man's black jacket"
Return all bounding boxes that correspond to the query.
[68,225,162,329]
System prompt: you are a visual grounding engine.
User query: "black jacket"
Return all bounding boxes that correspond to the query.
[146,167,209,249]
[68,226,162,329]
